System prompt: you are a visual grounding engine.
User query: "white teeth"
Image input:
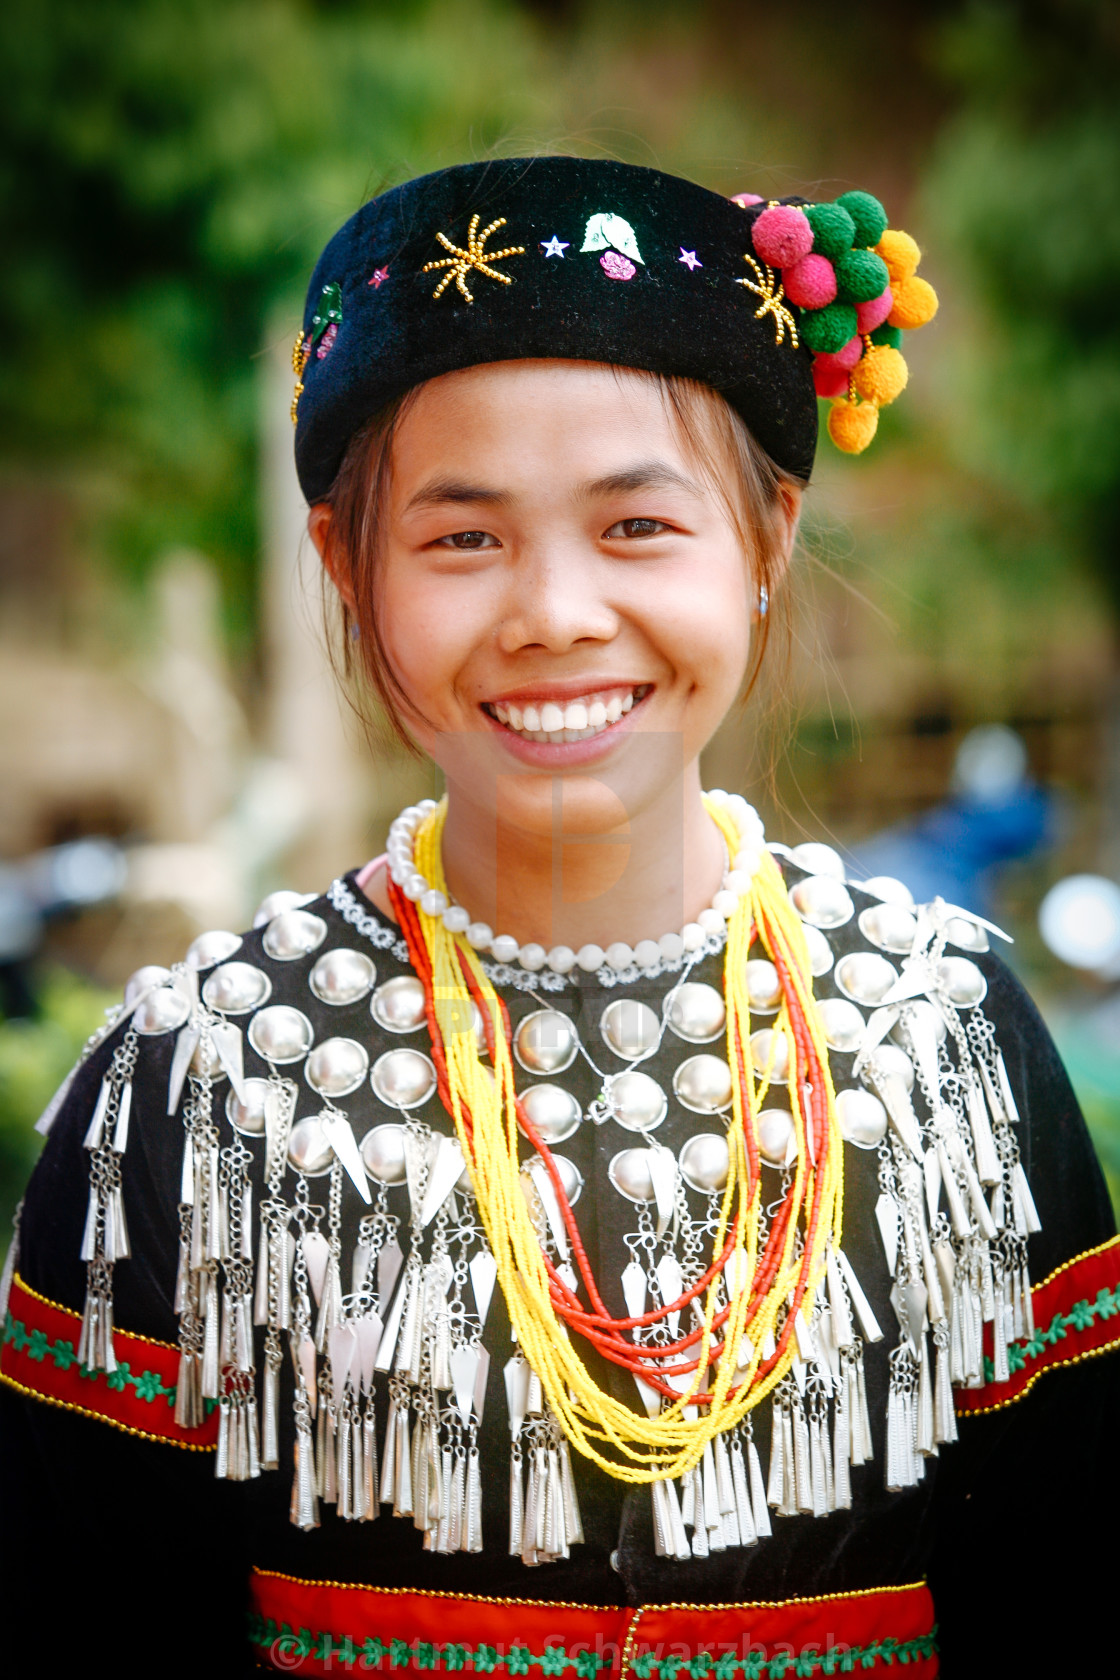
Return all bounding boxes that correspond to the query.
[491,687,645,740]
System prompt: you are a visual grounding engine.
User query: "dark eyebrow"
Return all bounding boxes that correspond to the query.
[404,478,512,512]
[579,462,703,500]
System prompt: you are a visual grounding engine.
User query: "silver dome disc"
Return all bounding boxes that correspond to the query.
[370,975,427,1034]
[263,909,328,961]
[608,1147,656,1203]
[673,1053,733,1114]
[514,1009,578,1076]
[815,996,865,1054]
[938,956,987,1009]
[790,874,854,930]
[600,998,660,1061]
[522,1153,583,1207]
[123,964,171,1008]
[287,1116,333,1176]
[359,1121,409,1185]
[309,948,376,1006]
[944,916,989,954]
[133,983,192,1035]
[226,1076,271,1136]
[890,999,947,1050]
[749,1027,789,1084]
[757,1107,796,1167]
[518,1083,583,1145]
[834,951,898,1008]
[607,1070,668,1132]
[185,929,242,970]
[836,1087,888,1149]
[801,924,835,978]
[203,960,272,1015]
[679,1132,730,1194]
[371,1047,437,1109]
[862,1043,915,1093]
[665,981,726,1044]
[247,1004,314,1065]
[859,876,915,908]
[745,958,782,1014]
[253,889,317,929]
[857,902,917,956]
[305,1036,370,1098]
[789,841,846,879]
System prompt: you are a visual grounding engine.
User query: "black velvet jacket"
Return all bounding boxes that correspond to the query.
[2,867,1116,1676]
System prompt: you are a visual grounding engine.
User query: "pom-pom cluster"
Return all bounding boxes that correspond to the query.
[749,189,937,455]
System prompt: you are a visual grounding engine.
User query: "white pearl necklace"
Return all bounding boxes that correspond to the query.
[385,791,767,977]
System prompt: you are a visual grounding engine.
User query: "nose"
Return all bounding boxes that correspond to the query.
[495,548,620,656]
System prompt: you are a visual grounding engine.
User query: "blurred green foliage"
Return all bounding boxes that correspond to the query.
[0,970,116,1258]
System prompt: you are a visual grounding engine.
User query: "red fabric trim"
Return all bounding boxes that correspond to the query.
[0,1274,218,1448]
[955,1236,1120,1415]
[250,1570,937,1677]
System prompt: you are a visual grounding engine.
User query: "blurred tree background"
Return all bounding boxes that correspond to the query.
[1,0,1118,1227]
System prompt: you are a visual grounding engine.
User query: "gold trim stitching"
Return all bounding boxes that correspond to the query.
[1035,1233,1119,1291]
[0,1367,215,1452]
[954,1331,1120,1418]
[250,1566,929,1617]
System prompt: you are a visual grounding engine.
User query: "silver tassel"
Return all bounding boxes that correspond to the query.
[934,1330,958,1446]
[793,1400,813,1513]
[509,1445,524,1556]
[730,1437,757,1544]
[916,1336,935,1456]
[832,1393,852,1508]
[748,1435,772,1538]
[262,1359,280,1469]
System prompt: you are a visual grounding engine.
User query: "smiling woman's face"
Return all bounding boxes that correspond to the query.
[334,360,785,843]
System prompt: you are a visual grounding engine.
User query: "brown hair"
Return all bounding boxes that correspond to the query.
[318,369,799,753]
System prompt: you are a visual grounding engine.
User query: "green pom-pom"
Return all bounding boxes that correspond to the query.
[834,248,890,304]
[871,322,903,349]
[835,190,888,247]
[805,202,856,260]
[801,301,859,354]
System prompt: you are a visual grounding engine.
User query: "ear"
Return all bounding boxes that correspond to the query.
[773,481,802,578]
[307,502,357,614]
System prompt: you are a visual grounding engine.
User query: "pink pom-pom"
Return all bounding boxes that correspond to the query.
[731,192,764,208]
[813,336,863,376]
[783,253,838,309]
[856,287,894,333]
[752,204,813,268]
[813,360,850,399]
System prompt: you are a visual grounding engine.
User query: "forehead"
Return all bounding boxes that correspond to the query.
[391,360,696,490]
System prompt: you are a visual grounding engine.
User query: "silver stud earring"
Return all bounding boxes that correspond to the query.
[758,584,769,618]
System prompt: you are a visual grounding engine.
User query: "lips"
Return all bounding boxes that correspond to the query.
[482,684,652,744]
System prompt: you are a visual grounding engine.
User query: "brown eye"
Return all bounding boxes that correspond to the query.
[606,518,667,539]
[441,530,496,550]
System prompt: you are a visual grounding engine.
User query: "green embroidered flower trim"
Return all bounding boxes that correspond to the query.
[2,1308,217,1414]
[246,1620,939,1677]
[982,1286,1120,1385]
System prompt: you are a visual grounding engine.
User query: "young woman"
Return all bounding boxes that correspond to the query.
[2,156,1117,1677]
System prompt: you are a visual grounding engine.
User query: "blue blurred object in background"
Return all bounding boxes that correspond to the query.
[851,726,1055,917]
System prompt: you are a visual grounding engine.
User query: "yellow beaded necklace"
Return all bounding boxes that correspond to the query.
[398,795,844,1484]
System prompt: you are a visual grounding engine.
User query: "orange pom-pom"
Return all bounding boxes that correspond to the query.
[828,398,879,454]
[876,229,920,285]
[888,275,938,330]
[851,345,909,406]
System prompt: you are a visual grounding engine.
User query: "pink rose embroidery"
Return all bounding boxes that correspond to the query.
[600,250,636,281]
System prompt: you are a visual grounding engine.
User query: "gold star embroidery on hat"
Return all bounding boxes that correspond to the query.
[422,214,526,303]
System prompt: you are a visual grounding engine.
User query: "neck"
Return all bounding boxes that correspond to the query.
[436,764,727,952]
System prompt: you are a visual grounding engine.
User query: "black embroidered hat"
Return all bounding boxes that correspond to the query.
[292,156,937,500]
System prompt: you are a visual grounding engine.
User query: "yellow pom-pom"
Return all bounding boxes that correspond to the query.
[851,345,909,407]
[876,229,920,285]
[828,398,879,454]
[888,275,938,330]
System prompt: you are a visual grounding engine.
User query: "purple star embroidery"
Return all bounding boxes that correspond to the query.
[679,249,702,272]
[369,266,390,288]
